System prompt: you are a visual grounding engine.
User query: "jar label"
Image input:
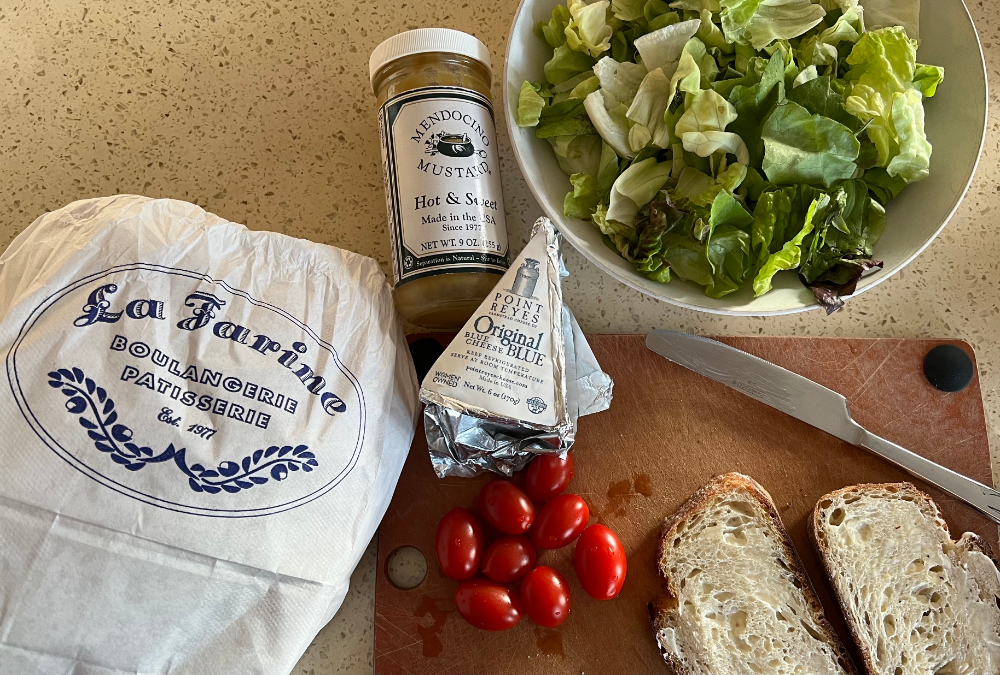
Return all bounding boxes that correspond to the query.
[378,86,510,285]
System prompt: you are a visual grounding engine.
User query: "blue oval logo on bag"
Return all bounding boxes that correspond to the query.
[7,264,366,517]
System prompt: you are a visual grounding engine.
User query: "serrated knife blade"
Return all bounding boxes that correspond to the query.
[645,330,1000,524]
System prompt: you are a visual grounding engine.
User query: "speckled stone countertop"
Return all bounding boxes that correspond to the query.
[2,1,998,673]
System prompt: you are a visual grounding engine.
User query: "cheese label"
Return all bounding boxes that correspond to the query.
[421,228,559,426]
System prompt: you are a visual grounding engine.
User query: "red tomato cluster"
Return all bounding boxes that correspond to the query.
[433,453,627,632]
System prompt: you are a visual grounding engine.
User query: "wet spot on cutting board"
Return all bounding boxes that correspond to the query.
[606,474,654,516]
[535,627,564,656]
[634,473,653,496]
[607,479,632,516]
[413,596,449,657]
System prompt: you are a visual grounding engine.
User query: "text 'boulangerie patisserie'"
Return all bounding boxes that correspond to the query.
[419,217,613,477]
[0,195,419,674]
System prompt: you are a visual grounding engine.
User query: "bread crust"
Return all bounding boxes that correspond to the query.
[649,472,857,675]
[810,482,1000,675]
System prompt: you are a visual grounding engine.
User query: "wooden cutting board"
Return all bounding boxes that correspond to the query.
[374,336,996,674]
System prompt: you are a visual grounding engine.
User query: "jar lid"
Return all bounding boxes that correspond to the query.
[369,28,492,89]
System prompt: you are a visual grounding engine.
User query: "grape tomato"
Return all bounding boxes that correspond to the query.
[574,524,627,600]
[520,566,571,628]
[477,480,535,535]
[454,579,524,631]
[532,494,589,549]
[524,453,574,504]
[434,507,484,580]
[482,535,536,582]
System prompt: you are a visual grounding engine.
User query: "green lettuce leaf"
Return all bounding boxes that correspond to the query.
[611,30,632,62]
[593,56,648,103]
[516,81,548,127]
[798,6,862,68]
[681,34,721,88]
[607,157,673,225]
[674,166,716,203]
[710,188,754,233]
[663,233,715,285]
[565,0,614,57]
[634,190,753,295]
[596,140,622,192]
[567,75,602,99]
[750,188,792,267]
[727,52,785,167]
[753,191,831,295]
[843,27,938,182]
[740,165,772,203]
[862,167,906,205]
[640,203,717,288]
[674,163,747,206]
[669,43,706,100]
[705,221,753,297]
[548,134,603,175]
[564,143,620,220]
[681,131,750,163]
[593,204,639,259]
[537,4,573,48]
[792,65,819,89]
[711,57,767,98]
[545,44,598,85]
[551,70,596,93]
[761,100,860,187]
[644,0,681,30]
[719,0,826,50]
[626,67,675,150]
[632,199,680,282]
[669,0,721,10]
[584,90,636,158]
[845,27,917,97]
[675,88,739,135]
[913,64,945,98]
[535,98,598,137]
[786,75,858,130]
[885,88,932,183]
[633,19,703,73]
[564,173,602,218]
[856,136,880,170]
[696,9,733,54]
[612,0,646,21]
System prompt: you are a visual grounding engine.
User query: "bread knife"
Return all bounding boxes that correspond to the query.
[645,329,1000,525]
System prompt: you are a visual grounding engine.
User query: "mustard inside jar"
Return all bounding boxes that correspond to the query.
[370,29,510,330]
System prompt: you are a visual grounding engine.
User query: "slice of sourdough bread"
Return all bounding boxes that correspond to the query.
[811,483,1000,675]
[649,473,855,675]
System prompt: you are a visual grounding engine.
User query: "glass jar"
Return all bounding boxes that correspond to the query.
[370,29,510,330]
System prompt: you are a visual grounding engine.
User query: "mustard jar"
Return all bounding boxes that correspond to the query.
[370,28,510,330]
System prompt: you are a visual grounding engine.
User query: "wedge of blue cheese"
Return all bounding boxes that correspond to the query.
[419,217,612,477]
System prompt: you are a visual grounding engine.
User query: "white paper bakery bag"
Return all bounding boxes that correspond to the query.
[0,195,419,674]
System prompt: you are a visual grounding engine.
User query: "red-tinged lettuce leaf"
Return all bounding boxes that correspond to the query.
[800,179,886,313]
[808,258,884,314]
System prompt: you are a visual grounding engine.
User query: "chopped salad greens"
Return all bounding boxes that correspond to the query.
[516,0,942,312]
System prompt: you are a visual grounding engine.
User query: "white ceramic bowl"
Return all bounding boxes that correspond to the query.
[504,1,987,315]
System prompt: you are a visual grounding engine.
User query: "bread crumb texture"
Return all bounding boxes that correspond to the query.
[653,474,850,675]
[814,484,1000,675]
